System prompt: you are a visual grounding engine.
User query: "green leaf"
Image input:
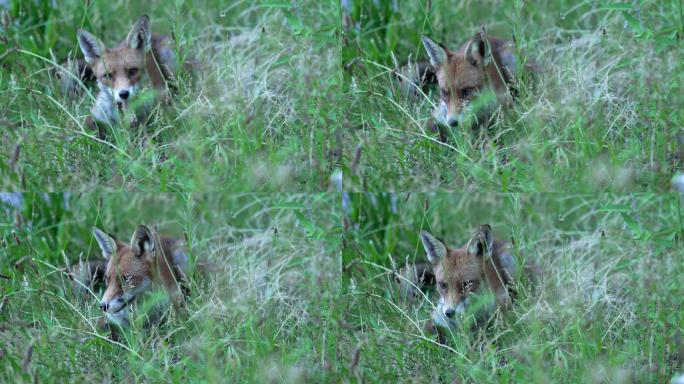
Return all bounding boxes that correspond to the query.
[622,11,644,37]
[621,212,643,239]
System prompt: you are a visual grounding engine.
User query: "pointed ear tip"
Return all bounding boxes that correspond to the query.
[78,29,95,37]
[137,224,152,237]
[138,15,151,27]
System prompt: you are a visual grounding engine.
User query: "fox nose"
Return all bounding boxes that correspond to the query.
[444,308,456,318]
[119,90,130,100]
[100,302,109,312]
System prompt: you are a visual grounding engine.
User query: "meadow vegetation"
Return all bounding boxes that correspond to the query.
[0,0,340,191]
[0,192,341,382]
[342,192,683,382]
[1,0,683,382]
[341,0,684,192]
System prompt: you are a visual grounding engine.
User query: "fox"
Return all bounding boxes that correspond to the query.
[401,29,529,140]
[91,225,189,331]
[75,15,178,133]
[418,225,517,342]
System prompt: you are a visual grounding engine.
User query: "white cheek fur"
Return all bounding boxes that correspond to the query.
[106,306,130,328]
[91,83,118,125]
[434,100,448,125]
[91,76,148,125]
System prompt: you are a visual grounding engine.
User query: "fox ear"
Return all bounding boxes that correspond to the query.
[420,230,447,264]
[421,36,448,69]
[77,30,104,65]
[465,30,490,67]
[467,224,493,259]
[93,227,116,260]
[131,225,156,260]
[126,15,151,51]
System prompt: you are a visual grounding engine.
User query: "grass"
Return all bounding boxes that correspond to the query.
[341,0,684,192]
[0,192,342,382]
[2,0,684,383]
[341,192,684,382]
[0,0,340,191]
[5,192,682,382]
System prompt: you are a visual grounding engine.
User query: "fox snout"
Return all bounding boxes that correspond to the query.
[437,101,462,128]
[442,297,470,318]
[99,276,152,314]
[446,115,459,128]
[100,295,126,313]
[112,86,137,105]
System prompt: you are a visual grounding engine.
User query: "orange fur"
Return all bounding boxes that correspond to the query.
[93,225,188,317]
[420,224,517,339]
[77,16,178,130]
[422,30,525,131]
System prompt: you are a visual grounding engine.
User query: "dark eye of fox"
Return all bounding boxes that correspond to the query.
[438,281,447,291]
[461,280,475,293]
[123,275,134,288]
[104,73,113,81]
[460,87,475,98]
[128,68,138,77]
[440,88,448,100]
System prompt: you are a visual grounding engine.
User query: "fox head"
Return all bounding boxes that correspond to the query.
[422,31,508,129]
[420,225,494,319]
[93,225,161,314]
[77,16,151,108]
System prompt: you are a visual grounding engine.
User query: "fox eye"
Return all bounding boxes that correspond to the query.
[103,72,113,81]
[440,88,449,99]
[128,68,139,77]
[438,281,447,291]
[461,280,474,292]
[460,87,475,98]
